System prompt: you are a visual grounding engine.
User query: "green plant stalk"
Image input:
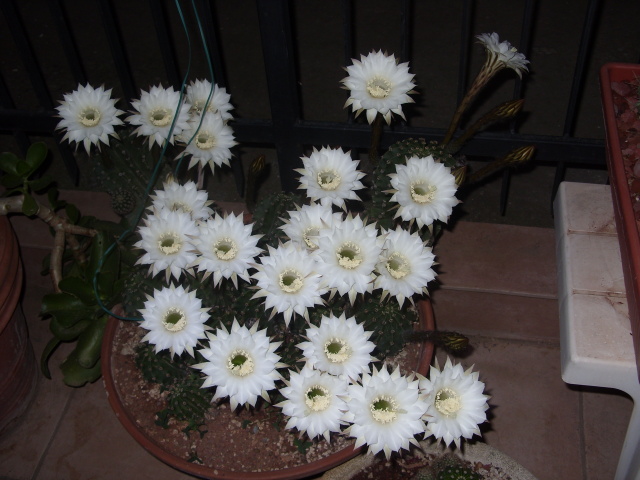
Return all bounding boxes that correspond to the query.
[442,59,507,146]
[466,145,536,184]
[446,99,525,154]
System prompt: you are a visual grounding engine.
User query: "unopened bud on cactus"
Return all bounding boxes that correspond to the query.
[446,99,526,154]
[503,145,536,166]
[451,165,468,186]
[490,98,525,121]
[467,145,536,184]
[245,154,268,213]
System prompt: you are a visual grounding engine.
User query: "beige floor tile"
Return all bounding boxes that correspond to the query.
[432,288,560,342]
[582,387,634,480]
[0,285,74,480]
[35,381,195,480]
[435,221,557,297]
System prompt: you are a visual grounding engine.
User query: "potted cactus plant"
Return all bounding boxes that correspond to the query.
[0,27,537,479]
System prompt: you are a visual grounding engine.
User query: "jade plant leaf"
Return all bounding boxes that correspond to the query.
[25,141,48,171]
[21,192,39,216]
[0,151,19,175]
[41,292,98,328]
[58,276,98,306]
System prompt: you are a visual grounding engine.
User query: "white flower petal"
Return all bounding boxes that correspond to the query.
[251,243,327,326]
[346,365,428,459]
[389,155,459,228]
[127,85,191,148]
[341,51,415,125]
[297,147,365,209]
[194,320,282,409]
[139,284,210,358]
[56,84,124,154]
[297,313,375,380]
[420,357,490,448]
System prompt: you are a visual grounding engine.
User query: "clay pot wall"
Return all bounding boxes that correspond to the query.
[0,216,37,434]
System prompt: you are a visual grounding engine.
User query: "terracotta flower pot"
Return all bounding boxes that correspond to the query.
[102,299,436,480]
[0,216,37,434]
[599,62,640,379]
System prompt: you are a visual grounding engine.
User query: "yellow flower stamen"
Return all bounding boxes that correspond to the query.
[305,385,331,412]
[336,242,362,270]
[303,226,320,250]
[157,232,183,255]
[386,252,410,279]
[213,237,238,261]
[79,107,101,127]
[317,170,341,191]
[370,395,398,424]
[227,349,254,377]
[170,201,192,214]
[195,132,217,150]
[149,108,173,127]
[366,76,392,99]
[162,307,187,332]
[410,182,437,204]
[192,100,213,114]
[324,337,351,364]
[279,268,304,293]
[435,387,462,418]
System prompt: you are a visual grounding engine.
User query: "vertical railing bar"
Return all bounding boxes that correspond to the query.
[0,0,54,110]
[0,0,79,182]
[195,0,229,88]
[341,0,355,125]
[399,0,411,63]
[551,0,601,209]
[512,0,536,119]
[47,0,88,86]
[149,0,182,90]
[501,0,536,215]
[0,71,30,156]
[562,0,601,137]
[456,0,474,104]
[256,0,303,192]
[97,0,137,104]
[341,0,354,65]
[194,0,242,195]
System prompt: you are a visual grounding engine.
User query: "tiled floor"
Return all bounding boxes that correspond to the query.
[0,192,636,480]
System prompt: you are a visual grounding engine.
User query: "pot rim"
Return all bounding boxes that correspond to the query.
[599,62,640,380]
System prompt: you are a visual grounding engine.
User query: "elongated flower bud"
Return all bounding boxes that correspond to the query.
[467,145,536,184]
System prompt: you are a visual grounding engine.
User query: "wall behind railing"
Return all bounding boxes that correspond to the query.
[1,0,639,208]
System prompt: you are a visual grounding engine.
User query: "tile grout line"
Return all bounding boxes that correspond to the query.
[30,388,77,480]
[436,285,558,300]
[464,333,560,349]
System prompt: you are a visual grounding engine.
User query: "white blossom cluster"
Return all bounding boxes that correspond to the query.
[52,40,513,457]
[56,80,236,173]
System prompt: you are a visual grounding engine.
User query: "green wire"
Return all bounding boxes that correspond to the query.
[93,0,218,322]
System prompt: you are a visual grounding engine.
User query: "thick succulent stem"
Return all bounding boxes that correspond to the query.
[0,195,97,292]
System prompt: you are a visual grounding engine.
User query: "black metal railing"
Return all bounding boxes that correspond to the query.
[0,0,635,211]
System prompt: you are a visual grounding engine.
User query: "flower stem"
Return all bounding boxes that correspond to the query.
[442,61,504,147]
